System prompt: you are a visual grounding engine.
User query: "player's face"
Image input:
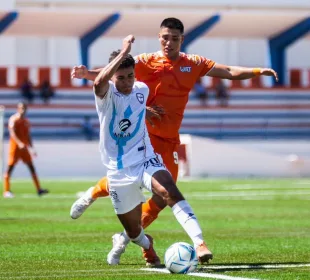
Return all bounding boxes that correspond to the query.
[112,67,135,95]
[17,103,27,116]
[159,27,184,60]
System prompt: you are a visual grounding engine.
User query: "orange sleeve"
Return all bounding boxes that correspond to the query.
[187,54,215,77]
[134,53,153,78]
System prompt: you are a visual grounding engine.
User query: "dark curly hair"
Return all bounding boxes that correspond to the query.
[109,50,135,70]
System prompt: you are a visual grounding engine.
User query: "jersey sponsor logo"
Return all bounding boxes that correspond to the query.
[119,119,131,132]
[114,119,132,138]
[136,93,144,104]
[180,66,192,72]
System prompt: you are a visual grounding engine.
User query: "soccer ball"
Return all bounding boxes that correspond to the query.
[164,242,198,274]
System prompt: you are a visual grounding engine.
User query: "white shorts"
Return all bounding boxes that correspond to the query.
[107,155,167,214]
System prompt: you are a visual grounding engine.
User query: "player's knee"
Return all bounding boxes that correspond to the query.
[126,227,142,239]
[158,183,183,206]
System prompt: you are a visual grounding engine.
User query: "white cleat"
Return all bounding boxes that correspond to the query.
[70,186,95,219]
[3,191,14,198]
[107,233,127,265]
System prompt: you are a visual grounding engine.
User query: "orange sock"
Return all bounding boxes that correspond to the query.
[31,173,40,192]
[91,177,109,199]
[3,173,10,192]
[141,198,164,229]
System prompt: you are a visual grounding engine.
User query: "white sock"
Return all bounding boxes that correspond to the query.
[119,230,130,246]
[172,200,204,247]
[130,228,150,250]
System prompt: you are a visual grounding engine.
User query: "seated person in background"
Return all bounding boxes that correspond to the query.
[193,77,208,106]
[215,79,229,107]
[20,79,34,104]
[40,80,55,104]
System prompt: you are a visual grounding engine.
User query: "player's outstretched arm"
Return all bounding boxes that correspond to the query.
[71,65,102,81]
[93,35,135,98]
[207,64,278,81]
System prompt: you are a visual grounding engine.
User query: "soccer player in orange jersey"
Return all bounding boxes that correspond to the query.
[3,102,49,198]
[70,18,278,265]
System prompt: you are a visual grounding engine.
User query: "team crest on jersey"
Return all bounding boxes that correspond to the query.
[136,93,144,104]
[119,119,131,132]
[180,66,191,72]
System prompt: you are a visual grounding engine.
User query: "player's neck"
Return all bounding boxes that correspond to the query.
[16,113,25,119]
[161,51,180,61]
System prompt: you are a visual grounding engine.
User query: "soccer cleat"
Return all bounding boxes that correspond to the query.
[38,189,49,196]
[70,186,95,219]
[196,242,213,264]
[107,233,127,265]
[142,234,161,267]
[3,191,14,198]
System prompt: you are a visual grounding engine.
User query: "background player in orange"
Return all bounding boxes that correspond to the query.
[3,102,49,198]
[70,17,278,264]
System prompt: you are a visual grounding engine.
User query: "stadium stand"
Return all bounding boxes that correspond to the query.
[1,84,310,140]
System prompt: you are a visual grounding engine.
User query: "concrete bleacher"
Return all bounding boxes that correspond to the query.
[1,87,310,140]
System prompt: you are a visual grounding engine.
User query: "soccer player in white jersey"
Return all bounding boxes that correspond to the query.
[91,34,212,266]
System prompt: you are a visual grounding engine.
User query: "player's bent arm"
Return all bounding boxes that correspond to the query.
[93,52,129,98]
[93,35,135,98]
[207,64,278,81]
[85,69,103,81]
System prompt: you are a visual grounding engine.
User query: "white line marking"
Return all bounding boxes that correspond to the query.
[141,268,259,280]
[204,264,310,269]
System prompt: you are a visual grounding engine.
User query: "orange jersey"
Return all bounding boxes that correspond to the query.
[8,114,30,150]
[135,51,215,142]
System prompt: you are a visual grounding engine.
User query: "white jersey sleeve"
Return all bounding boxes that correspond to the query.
[94,81,114,113]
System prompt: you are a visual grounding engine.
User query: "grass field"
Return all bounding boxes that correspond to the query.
[1,179,310,280]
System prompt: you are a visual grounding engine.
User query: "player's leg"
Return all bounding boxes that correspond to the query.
[23,149,49,196]
[3,164,16,198]
[141,138,179,229]
[3,151,19,198]
[143,160,212,264]
[107,168,158,266]
[70,176,109,219]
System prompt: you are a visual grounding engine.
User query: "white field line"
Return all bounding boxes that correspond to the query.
[141,268,259,280]
[204,263,310,270]
[220,184,310,190]
[142,264,310,279]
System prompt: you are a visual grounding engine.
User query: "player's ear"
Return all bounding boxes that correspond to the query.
[180,35,184,45]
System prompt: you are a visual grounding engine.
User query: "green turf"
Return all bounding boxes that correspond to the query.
[0,179,310,279]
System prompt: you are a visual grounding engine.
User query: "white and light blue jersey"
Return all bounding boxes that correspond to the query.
[95,81,155,170]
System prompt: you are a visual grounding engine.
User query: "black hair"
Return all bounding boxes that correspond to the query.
[108,50,135,70]
[160,18,184,34]
[17,101,27,108]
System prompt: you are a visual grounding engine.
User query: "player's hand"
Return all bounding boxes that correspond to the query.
[146,105,166,127]
[29,147,37,158]
[71,65,88,79]
[121,35,135,55]
[18,143,25,149]
[260,68,278,82]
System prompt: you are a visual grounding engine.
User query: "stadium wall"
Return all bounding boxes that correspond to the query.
[1,36,310,71]
[3,139,310,179]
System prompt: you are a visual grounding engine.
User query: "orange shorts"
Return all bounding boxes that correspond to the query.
[150,134,179,182]
[8,148,32,166]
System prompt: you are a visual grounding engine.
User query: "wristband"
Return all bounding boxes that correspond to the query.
[253,68,261,76]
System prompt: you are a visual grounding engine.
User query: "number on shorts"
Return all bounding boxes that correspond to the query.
[173,151,179,164]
